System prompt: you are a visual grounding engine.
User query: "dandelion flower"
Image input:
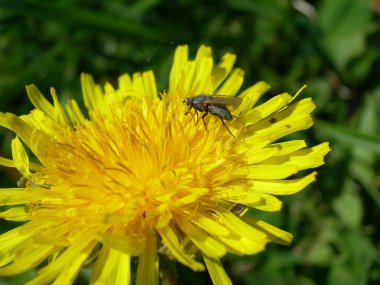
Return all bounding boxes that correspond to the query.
[0,45,330,284]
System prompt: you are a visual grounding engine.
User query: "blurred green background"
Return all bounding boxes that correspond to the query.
[1,0,380,284]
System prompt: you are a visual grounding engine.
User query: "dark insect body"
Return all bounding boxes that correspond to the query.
[183,94,242,137]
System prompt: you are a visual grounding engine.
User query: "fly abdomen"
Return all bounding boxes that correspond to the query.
[209,105,233,121]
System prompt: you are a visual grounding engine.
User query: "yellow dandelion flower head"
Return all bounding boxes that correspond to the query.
[0,45,330,284]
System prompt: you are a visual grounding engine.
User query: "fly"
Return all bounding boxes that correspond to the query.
[183,94,242,137]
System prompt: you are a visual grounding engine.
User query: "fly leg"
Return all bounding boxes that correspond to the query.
[187,109,199,124]
[201,112,208,130]
[194,109,199,125]
[219,117,235,138]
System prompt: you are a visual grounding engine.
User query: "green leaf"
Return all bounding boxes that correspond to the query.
[319,0,371,69]
[329,231,377,285]
[349,92,380,209]
[0,0,169,40]
[319,0,370,36]
[315,119,380,154]
[332,180,363,229]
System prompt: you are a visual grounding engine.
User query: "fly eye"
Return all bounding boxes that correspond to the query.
[183,98,191,106]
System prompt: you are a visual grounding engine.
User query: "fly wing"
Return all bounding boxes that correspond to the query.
[208,95,242,108]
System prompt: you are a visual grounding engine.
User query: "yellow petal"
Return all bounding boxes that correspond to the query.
[0,207,29,221]
[226,193,283,212]
[264,142,330,170]
[26,84,55,116]
[288,84,307,105]
[190,46,213,94]
[216,68,244,96]
[242,215,293,245]
[169,45,188,92]
[11,136,31,179]
[195,44,212,62]
[171,187,209,208]
[233,164,299,179]
[0,224,36,263]
[113,249,132,285]
[251,193,283,211]
[244,93,292,126]
[131,71,157,98]
[269,140,307,156]
[0,156,15,168]
[210,53,236,91]
[176,216,226,258]
[142,70,158,98]
[0,244,55,276]
[214,207,267,242]
[97,231,144,256]
[20,109,59,139]
[244,145,278,164]
[0,188,50,206]
[235,81,271,115]
[118,73,132,95]
[250,172,317,195]
[0,112,34,148]
[81,73,104,111]
[213,234,246,255]
[27,230,96,285]
[246,98,315,143]
[50,87,70,125]
[52,240,97,285]
[136,231,159,285]
[236,135,271,155]
[131,72,145,98]
[181,61,197,94]
[238,235,267,254]
[191,212,231,236]
[203,255,232,285]
[65,99,86,125]
[104,82,116,94]
[158,225,204,271]
[91,247,131,285]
